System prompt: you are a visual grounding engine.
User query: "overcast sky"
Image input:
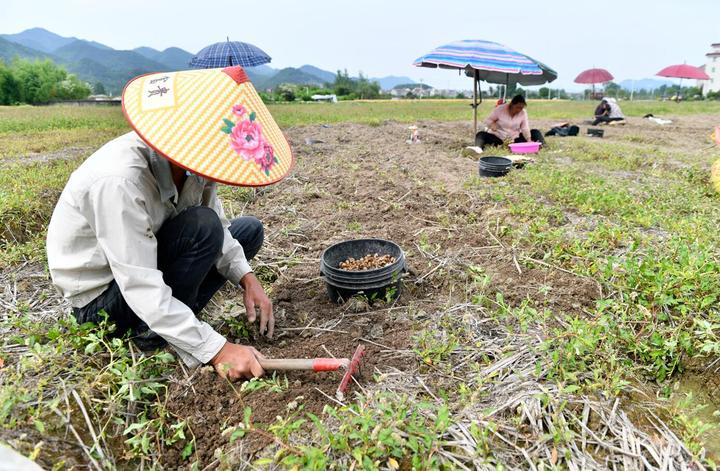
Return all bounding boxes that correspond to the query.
[1,0,718,90]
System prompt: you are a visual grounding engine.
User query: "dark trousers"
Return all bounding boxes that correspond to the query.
[475,129,545,149]
[592,116,624,125]
[73,206,264,337]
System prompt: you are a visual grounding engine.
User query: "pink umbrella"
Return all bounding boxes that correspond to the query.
[575,68,614,84]
[656,64,709,100]
[575,68,614,96]
[657,64,709,80]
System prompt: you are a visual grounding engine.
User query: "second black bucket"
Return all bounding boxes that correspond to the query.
[479,156,512,177]
[320,239,406,304]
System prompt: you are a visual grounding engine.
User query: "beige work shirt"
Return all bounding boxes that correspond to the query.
[47,132,252,367]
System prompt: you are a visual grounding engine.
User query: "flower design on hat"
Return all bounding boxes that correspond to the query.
[257,142,278,175]
[230,119,265,162]
[232,104,247,117]
[221,106,279,175]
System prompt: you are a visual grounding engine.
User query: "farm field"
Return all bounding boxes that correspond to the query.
[2,100,719,158]
[2,100,720,469]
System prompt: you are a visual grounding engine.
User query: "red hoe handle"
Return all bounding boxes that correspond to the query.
[256,344,367,400]
[259,358,349,371]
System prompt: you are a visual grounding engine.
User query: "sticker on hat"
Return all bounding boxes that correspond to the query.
[122,66,293,187]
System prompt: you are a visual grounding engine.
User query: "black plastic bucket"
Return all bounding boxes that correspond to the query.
[479,156,512,178]
[320,239,406,304]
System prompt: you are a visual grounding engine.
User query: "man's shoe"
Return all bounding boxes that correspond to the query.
[131,324,167,351]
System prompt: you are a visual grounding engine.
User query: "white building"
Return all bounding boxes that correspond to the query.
[388,87,470,99]
[311,94,337,103]
[699,43,720,96]
[389,86,434,98]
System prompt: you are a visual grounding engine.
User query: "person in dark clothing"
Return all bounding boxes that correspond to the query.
[592,98,625,125]
[594,100,609,119]
[48,66,296,382]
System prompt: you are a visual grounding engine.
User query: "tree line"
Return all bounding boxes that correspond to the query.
[260,69,383,102]
[0,59,92,105]
[585,82,717,101]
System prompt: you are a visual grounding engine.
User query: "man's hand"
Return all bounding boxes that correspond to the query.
[240,272,274,338]
[210,342,264,380]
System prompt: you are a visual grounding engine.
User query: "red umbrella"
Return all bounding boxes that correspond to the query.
[574,68,614,84]
[656,64,709,80]
[574,68,614,96]
[656,64,709,101]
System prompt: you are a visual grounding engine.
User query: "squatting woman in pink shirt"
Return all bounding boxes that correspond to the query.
[475,95,544,149]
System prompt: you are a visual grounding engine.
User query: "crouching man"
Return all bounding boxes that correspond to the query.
[46,66,294,380]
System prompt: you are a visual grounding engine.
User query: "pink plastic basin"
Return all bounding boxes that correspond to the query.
[509,142,541,154]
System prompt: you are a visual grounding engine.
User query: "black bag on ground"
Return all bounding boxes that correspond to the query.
[545,125,579,137]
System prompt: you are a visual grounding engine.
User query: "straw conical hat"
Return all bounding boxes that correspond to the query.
[122,66,293,187]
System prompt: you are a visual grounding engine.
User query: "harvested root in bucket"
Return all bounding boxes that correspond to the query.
[340,253,396,271]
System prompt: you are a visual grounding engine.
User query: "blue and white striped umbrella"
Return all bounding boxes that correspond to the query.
[413,39,556,86]
[189,40,271,68]
[414,40,556,134]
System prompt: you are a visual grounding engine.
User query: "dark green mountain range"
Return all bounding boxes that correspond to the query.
[298,65,336,84]
[55,40,168,72]
[133,46,194,70]
[1,27,110,53]
[255,67,325,90]
[1,28,418,94]
[52,40,169,92]
[0,36,54,63]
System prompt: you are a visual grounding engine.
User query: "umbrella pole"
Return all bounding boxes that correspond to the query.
[677,78,683,102]
[473,70,479,135]
[504,73,509,101]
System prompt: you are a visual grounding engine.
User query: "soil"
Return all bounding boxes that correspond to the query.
[160,118,616,466]
[10,112,712,467]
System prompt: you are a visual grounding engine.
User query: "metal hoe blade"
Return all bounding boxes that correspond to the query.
[336,345,366,400]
